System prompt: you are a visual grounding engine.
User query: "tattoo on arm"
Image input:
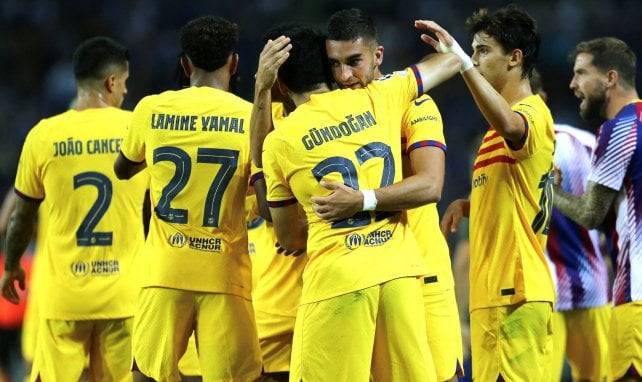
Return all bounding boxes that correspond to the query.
[553,181,618,229]
[4,198,39,271]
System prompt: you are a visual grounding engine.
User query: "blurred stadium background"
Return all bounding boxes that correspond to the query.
[1,0,640,217]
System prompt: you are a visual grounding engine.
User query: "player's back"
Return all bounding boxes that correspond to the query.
[15,107,148,320]
[263,70,427,304]
[122,86,253,297]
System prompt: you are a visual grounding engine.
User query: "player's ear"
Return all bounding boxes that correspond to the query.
[180,55,193,78]
[374,45,384,67]
[508,48,523,70]
[228,53,239,76]
[104,74,116,93]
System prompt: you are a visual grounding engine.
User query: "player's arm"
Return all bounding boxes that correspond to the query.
[270,204,307,252]
[413,52,461,95]
[114,152,146,180]
[0,191,17,238]
[415,20,526,148]
[250,36,291,167]
[311,146,444,221]
[1,195,39,304]
[553,180,617,230]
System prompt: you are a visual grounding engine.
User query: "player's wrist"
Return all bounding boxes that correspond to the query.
[361,189,378,211]
[441,40,473,72]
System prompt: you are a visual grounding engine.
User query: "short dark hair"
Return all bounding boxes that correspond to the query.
[180,15,238,72]
[569,37,637,89]
[73,36,128,83]
[326,8,377,44]
[465,5,539,79]
[278,26,332,93]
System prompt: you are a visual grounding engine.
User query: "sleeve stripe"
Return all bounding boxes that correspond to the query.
[407,140,447,154]
[14,188,43,202]
[249,171,264,186]
[267,198,298,208]
[410,65,423,95]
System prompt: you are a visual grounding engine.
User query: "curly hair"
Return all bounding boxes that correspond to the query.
[73,36,128,84]
[180,15,238,72]
[569,37,637,89]
[326,8,377,45]
[465,5,539,79]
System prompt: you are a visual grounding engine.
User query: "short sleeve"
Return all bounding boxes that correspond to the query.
[120,97,149,163]
[402,94,446,155]
[262,132,296,207]
[14,127,45,201]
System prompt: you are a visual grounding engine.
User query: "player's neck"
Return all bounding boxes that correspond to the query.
[605,88,640,120]
[290,84,331,107]
[190,70,229,91]
[501,77,533,106]
[74,88,111,111]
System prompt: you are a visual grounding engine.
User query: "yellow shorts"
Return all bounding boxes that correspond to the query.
[551,305,611,381]
[470,301,553,381]
[291,277,436,382]
[132,287,261,382]
[31,317,133,382]
[422,285,464,381]
[255,309,296,373]
[609,301,642,381]
[177,334,201,377]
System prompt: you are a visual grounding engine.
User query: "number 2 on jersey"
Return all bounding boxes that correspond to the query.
[74,171,113,246]
[311,142,395,229]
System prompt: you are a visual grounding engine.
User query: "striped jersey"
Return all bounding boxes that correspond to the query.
[546,124,610,310]
[588,100,642,305]
[468,94,556,310]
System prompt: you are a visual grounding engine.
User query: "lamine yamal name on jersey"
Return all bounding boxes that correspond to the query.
[301,111,377,150]
[151,113,246,133]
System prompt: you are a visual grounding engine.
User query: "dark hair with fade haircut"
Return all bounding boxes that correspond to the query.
[569,37,637,89]
[73,36,129,83]
[326,8,377,44]
[278,26,333,93]
[180,15,238,72]
[465,4,539,79]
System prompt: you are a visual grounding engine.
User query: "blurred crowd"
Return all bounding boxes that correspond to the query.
[0,0,640,223]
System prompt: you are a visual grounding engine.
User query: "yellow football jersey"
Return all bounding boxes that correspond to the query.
[14,107,149,320]
[469,94,556,310]
[402,94,454,292]
[263,68,427,305]
[120,86,253,298]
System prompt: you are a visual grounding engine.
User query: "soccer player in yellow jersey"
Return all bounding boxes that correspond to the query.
[254,25,462,380]
[0,36,149,381]
[312,9,464,381]
[428,6,556,381]
[114,16,262,382]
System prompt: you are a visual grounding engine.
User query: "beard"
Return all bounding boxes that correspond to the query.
[579,88,607,126]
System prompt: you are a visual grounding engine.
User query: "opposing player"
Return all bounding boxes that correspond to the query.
[114,16,262,381]
[554,37,642,382]
[530,68,612,382]
[0,36,149,381]
[433,6,556,381]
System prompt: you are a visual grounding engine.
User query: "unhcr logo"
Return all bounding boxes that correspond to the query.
[168,232,187,248]
[71,261,89,277]
[344,233,364,250]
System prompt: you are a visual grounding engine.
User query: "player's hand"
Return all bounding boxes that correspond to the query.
[255,36,292,92]
[311,181,362,222]
[440,198,470,237]
[0,267,26,305]
[414,20,473,71]
[275,242,305,257]
[553,165,563,187]
[414,20,455,52]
